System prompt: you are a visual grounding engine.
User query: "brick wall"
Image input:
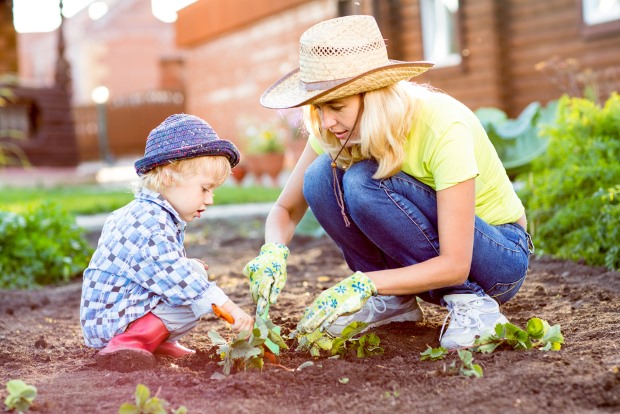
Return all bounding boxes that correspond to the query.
[179,0,335,148]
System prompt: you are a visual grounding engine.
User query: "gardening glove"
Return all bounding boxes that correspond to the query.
[243,242,290,316]
[295,271,377,335]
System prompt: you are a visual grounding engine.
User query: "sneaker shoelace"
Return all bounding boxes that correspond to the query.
[365,296,388,317]
[439,297,490,342]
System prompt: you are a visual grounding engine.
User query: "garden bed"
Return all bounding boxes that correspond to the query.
[1,215,619,413]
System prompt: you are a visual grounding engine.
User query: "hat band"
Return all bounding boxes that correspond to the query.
[301,76,353,92]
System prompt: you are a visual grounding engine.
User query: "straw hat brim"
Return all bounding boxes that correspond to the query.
[260,60,434,109]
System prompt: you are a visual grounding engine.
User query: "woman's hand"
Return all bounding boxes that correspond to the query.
[243,243,290,315]
[295,271,377,334]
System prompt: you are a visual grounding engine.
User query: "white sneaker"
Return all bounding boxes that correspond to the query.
[439,293,508,350]
[326,295,424,337]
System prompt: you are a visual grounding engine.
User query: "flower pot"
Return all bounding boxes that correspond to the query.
[257,152,285,187]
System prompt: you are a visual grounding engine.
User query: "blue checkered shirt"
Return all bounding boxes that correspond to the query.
[80,188,228,349]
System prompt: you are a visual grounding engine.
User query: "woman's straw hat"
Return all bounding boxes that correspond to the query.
[260,15,434,109]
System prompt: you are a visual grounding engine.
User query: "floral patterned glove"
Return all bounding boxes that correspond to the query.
[295,271,377,335]
[243,242,290,316]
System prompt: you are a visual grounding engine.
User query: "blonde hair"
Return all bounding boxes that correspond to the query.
[303,81,432,179]
[136,156,231,193]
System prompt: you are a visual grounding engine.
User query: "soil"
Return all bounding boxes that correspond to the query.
[1,215,619,414]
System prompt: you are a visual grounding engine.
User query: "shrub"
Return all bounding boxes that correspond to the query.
[518,93,620,270]
[0,201,93,289]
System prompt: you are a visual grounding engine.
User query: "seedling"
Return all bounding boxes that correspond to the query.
[118,384,186,414]
[420,346,448,361]
[420,317,563,378]
[419,347,483,378]
[472,317,564,353]
[208,316,286,376]
[4,379,37,413]
[296,322,384,359]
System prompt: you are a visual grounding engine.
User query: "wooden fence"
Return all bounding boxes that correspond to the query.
[74,90,185,162]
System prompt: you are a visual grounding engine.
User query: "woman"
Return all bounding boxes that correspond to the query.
[244,15,532,349]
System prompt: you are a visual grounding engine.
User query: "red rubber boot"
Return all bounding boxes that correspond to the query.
[154,341,195,358]
[98,312,169,357]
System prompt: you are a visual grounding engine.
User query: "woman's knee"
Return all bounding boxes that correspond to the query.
[303,154,333,206]
[342,160,380,213]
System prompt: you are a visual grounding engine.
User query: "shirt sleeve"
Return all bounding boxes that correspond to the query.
[131,233,228,317]
[429,122,479,191]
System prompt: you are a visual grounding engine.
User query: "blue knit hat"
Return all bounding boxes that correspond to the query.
[134,114,240,176]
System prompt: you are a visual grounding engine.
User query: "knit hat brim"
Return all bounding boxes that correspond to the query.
[134,140,240,175]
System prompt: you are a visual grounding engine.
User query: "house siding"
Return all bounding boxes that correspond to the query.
[179,0,336,147]
[178,0,620,147]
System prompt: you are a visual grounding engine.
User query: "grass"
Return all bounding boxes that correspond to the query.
[0,184,282,216]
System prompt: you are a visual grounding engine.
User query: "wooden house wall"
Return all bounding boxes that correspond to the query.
[398,0,620,116]
[178,0,620,130]
[500,0,620,115]
[3,87,80,167]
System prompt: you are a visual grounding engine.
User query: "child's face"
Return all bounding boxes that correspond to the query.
[160,170,218,222]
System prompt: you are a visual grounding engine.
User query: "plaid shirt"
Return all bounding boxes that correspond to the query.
[80,188,228,349]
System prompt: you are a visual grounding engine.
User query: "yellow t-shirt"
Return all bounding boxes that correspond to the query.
[308,91,524,225]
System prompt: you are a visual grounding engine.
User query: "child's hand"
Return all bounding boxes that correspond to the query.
[189,258,209,279]
[220,300,254,334]
[193,258,208,272]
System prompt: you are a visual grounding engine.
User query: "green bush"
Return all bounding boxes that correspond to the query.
[518,93,620,270]
[0,202,93,289]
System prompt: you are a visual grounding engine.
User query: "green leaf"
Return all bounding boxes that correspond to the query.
[341,322,369,339]
[143,397,167,414]
[267,328,288,349]
[526,317,545,339]
[331,337,347,356]
[208,330,227,345]
[118,403,139,414]
[420,346,448,361]
[134,384,149,407]
[460,364,484,378]
[475,342,500,354]
[357,333,384,357]
[315,335,333,351]
[338,377,349,384]
[541,324,564,350]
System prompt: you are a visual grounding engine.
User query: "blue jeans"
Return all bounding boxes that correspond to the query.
[303,155,532,306]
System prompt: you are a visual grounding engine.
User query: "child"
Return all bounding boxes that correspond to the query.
[80,113,254,362]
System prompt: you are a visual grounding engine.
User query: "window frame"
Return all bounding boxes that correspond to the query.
[419,0,464,69]
[580,0,620,39]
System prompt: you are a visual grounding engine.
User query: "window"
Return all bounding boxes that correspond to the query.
[581,0,620,37]
[420,0,461,68]
[582,0,620,25]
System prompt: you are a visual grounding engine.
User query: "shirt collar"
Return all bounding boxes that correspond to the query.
[136,187,186,229]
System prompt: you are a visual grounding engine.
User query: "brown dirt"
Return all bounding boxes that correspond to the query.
[1,215,619,414]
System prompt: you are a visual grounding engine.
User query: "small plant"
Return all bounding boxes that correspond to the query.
[519,93,620,271]
[420,345,448,361]
[0,201,93,289]
[296,322,384,359]
[4,380,37,413]
[208,316,286,376]
[473,317,564,353]
[118,384,186,414]
[419,317,563,378]
[419,347,483,378]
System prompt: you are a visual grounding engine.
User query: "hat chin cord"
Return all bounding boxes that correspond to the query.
[326,97,364,228]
